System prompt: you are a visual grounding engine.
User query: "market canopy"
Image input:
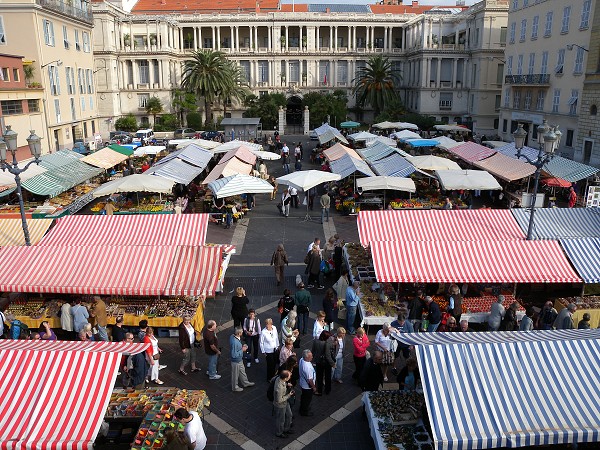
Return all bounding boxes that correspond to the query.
[174,139,221,150]
[163,245,223,296]
[370,239,581,283]
[559,238,600,284]
[407,155,461,171]
[154,144,212,169]
[202,157,253,184]
[434,124,470,133]
[313,123,349,144]
[372,121,396,129]
[276,170,341,191]
[371,135,398,147]
[107,144,134,155]
[473,152,537,182]
[370,153,417,178]
[435,169,502,191]
[0,218,53,247]
[359,141,411,162]
[356,176,416,193]
[92,174,175,197]
[348,131,378,142]
[511,208,600,239]
[0,340,148,450]
[433,136,459,149]
[133,145,166,157]
[252,150,281,161]
[416,338,600,449]
[207,174,274,198]
[39,214,208,247]
[340,120,360,128]
[392,122,419,130]
[402,138,441,148]
[219,145,258,165]
[323,143,362,161]
[145,158,207,185]
[358,209,526,246]
[212,140,263,153]
[390,130,421,140]
[0,161,47,189]
[541,177,571,188]
[447,141,496,162]
[329,153,376,179]
[81,147,131,169]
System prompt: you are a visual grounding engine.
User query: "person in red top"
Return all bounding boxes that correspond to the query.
[568,187,577,208]
[141,160,151,172]
[352,327,370,381]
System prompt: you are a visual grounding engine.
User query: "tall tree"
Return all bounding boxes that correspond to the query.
[181,50,230,126]
[352,54,401,117]
[219,60,251,117]
[145,96,163,126]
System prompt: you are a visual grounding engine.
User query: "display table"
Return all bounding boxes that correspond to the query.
[359,301,397,327]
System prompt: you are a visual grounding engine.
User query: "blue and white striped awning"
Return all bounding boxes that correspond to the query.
[560,238,600,283]
[392,328,600,346]
[511,208,600,239]
[358,141,411,162]
[370,153,416,177]
[145,159,206,185]
[329,154,375,179]
[416,338,600,450]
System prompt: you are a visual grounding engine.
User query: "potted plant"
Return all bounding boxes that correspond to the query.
[150,33,157,46]
[124,34,131,47]
[23,64,35,86]
[280,35,286,47]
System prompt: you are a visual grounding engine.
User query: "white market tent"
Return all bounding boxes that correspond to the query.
[371,136,397,147]
[356,176,416,193]
[252,150,281,161]
[133,145,167,157]
[173,139,222,150]
[213,140,264,154]
[92,174,175,197]
[207,174,274,198]
[407,155,461,171]
[390,130,421,140]
[392,122,419,130]
[434,124,471,133]
[276,170,341,191]
[314,123,349,145]
[348,131,379,142]
[434,136,460,149]
[435,169,502,191]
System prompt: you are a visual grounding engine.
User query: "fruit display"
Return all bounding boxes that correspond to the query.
[47,183,99,208]
[557,296,600,310]
[360,281,401,318]
[91,196,173,214]
[5,300,47,319]
[388,198,466,210]
[368,391,424,422]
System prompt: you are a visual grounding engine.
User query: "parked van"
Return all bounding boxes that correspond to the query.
[133,128,154,145]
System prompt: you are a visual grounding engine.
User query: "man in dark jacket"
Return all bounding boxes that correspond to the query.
[425,296,441,332]
[408,291,425,332]
[124,333,149,389]
[359,351,384,391]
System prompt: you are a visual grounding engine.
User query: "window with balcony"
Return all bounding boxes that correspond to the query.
[289,61,300,83]
[507,56,513,75]
[552,88,560,113]
[528,53,535,75]
[536,90,545,111]
[568,89,578,115]
[545,11,553,37]
[0,17,6,45]
[203,38,213,49]
[541,51,548,74]
[319,61,330,85]
[524,90,532,110]
[504,88,510,108]
[520,20,527,42]
[561,6,571,33]
[43,19,55,46]
[138,93,150,108]
[513,90,521,109]
[239,61,250,83]
[574,47,585,74]
[63,25,69,49]
[531,16,539,39]
[338,61,348,84]
[581,0,591,29]
[517,55,524,75]
[555,48,565,74]
[509,22,516,44]
[138,60,149,84]
[1,100,23,115]
[27,99,39,113]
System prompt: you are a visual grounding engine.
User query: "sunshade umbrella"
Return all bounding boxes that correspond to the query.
[207,174,274,198]
[434,136,459,149]
[92,174,175,197]
[340,121,361,129]
[252,150,281,161]
[407,155,461,171]
[277,170,342,221]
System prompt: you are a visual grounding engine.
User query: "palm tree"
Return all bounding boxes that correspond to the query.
[352,54,401,117]
[181,49,230,127]
[219,60,251,117]
[145,96,163,126]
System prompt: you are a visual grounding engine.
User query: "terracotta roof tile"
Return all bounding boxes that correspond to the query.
[131,0,279,13]
[279,4,308,12]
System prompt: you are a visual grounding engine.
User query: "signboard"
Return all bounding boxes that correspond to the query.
[586,185,600,208]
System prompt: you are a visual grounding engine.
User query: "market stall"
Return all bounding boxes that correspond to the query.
[329,153,376,179]
[313,123,349,145]
[146,144,212,184]
[81,146,133,169]
[406,155,461,171]
[445,141,496,163]
[471,152,536,182]
[511,208,600,240]
[0,218,53,246]
[358,141,411,162]
[435,169,501,192]
[323,143,363,161]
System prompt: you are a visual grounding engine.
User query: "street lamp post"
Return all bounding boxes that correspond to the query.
[513,120,561,240]
[0,126,42,246]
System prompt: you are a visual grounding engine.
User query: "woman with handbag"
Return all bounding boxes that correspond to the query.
[311,330,334,395]
[374,323,396,382]
[352,327,370,381]
[178,317,201,376]
[144,326,165,384]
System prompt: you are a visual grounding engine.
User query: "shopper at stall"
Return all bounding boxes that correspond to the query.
[320,192,331,224]
[278,289,296,324]
[294,283,311,335]
[260,318,280,382]
[289,187,299,209]
[520,307,535,331]
[174,408,207,450]
[299,349,317,416]
[112,316,126,342]
[333,236,344,279]
[280,310,300,346]
[312,311,328,339]
[39,321,57,341]
[279,354,300,388]
[501,302,519,331]
[578,313,591,329]
[359,350,384,392]
[346,281,361,335]
[390,313,414,358]
[144,327,165,385]
[322,288,338,331]
[352,327,370,381]
[397,357,420,391]
[374,323,396,382]
[459,320,475,332]
[274,370,295,438]
[60,300,74,340]
[90,296,108,342]
[124,333,149,390]
[70,299,89,335]
[305,245,323,289]
[554,303,577,329]
[138,320,148,341]
[322,236,336,263]
[79,323,94,341]
[425,296,441,332]
[271,244,289,287]
[203,320,221,380]
[231,287,250,328]
[333,269,350,307]
[568,187,577,208]
[443,197,453,210]
[311,330,334,396]
[448,284,463,322]
[332,327,347,384]
[307,237,322,254]
[178,316,200,376]
[279,338,296,366]
[243,309,262,367]
[438,316,459,332]
[488,295,506,332]
[537,301,558,330]
[230,326,255,392]
[281,189,291,217]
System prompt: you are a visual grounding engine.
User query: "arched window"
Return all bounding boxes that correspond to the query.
[591,104,598,115]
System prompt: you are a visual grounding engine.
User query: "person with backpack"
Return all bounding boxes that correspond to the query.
[272,370,295,438]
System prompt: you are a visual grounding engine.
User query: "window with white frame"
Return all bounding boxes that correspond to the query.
[541,51,549,74]
[504,88,510,108]
[536,90,545,111]
[63,25,69,49]
[138,60,149,84]
[12,68,19,81]
[555,48,565,74]
[138,93,150,108]
[561,6,571,33]
[80,97,85,112]
[75,30,80,51]
[568,89,578,115]
[581,0,591,29]
[552,88,560,113]
[70,98,76,120]
[0,67,8,81]
[86,69,92,93]
[0,17,6,44]
[524,90,532,110]
[48,65,60,95]
[65,67,74,94]
[83,32,90,52]
[239,61,250,83]
[517,54,524,75]
[509,22,516,44]
[574,47,585,74]
[43,19,55,46]
[528,53,535,75]
[513,90,521,109]
[289,61,300,83]
[54,99,61,123]
[258,61,269,82]
[532,15,539,39]
[507,56,513,75]
[520,19,527,42]
[337,61,348,84]
[78,68,85,94]
[545,11,553,37]
[512,0,518,10]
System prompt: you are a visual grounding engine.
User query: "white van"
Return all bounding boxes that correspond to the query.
[133,128,154,145]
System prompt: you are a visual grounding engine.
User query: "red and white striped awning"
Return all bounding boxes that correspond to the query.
[39,214,209,247]
[164,245,223,296]
[370,240,582,284]
[0,340,148,450]
[357,209,526,246]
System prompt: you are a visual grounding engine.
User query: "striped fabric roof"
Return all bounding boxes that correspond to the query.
[39,214,208,247]
[0,162,47,188]
[323,143,362,161]
[202,158,253,184]
[360,141,411,161]
[417,338,600,449]
[154,144,212,168]
[0,340,147,450]
[0,219,53,247]
[357,209,526,246]
[207,174,274,199]
[145,158,206,184]
[511,208,600,239]
[329,154,376,179]
[164,246,223,296]
[392,329,600,346]
[369,240,581,283]
[447,141,496,162]
[472,152,536,181]
[559,238,600,283]
[370,153,416,177]
[219,146,257,165]
[81,147,130,169]
[314,123,348,145]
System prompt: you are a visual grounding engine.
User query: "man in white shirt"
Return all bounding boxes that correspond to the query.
[289,186,299,209]
[298,349,317,416]
[174,408,207,450]
[307,237,321,254]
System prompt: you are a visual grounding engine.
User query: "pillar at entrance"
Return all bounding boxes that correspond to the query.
[303,106,310,135]
[278,105,286,136]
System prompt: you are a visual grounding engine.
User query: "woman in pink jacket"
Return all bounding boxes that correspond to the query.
[352,327,370,381]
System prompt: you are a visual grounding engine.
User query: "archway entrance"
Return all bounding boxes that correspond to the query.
[286,95,303,134]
